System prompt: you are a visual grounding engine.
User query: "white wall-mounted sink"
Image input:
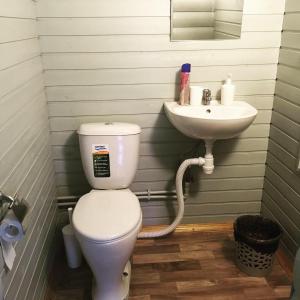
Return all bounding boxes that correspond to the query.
[164,101,257,140]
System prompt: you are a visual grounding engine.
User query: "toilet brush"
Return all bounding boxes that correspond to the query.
[62,207,82,268]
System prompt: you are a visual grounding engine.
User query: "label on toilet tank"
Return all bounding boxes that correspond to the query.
[92,144,110,177]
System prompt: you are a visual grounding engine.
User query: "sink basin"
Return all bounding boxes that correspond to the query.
[164,101,257,140]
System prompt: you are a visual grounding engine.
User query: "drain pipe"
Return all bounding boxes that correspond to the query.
[138,140,215,239]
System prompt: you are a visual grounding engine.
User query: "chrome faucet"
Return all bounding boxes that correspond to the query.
[202,89,212,105]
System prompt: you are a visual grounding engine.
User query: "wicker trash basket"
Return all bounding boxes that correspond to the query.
[234,215,282,277]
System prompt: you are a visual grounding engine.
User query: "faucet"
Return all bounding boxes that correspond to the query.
[202,89,212,105]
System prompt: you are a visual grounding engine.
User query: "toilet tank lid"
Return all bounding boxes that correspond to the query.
[78,122,141,136]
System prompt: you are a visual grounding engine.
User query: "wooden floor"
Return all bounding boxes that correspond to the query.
[46,226,292,300]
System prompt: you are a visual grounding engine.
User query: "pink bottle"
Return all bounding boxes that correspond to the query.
[179,63,191,105]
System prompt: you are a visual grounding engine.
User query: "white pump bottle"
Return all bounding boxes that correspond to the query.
[221,73,235,105]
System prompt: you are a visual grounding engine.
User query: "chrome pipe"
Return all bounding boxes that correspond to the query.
[56,190,178,208]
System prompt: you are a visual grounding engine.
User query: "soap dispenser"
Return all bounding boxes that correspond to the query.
[221,73,235,105]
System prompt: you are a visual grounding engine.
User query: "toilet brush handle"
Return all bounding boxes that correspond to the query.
[68,207,73,228]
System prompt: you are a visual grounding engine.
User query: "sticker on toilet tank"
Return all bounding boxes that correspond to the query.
[92,144,110,178]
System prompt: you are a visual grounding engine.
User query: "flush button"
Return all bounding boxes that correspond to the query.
[104,122,113,125]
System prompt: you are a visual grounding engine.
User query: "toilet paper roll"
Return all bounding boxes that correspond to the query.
[0,210,24,270]
[0,210,24,243]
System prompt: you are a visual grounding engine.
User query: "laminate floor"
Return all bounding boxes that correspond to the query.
[46,227,291,300]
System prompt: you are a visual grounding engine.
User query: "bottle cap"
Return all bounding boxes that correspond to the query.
[181,63,191,73]
[226,73,232,84]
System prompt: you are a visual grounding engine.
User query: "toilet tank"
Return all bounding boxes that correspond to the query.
[78,123,141,189]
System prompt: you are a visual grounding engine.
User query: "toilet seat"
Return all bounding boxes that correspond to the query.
[73,189,142,243]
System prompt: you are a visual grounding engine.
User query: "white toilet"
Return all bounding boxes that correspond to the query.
[72,122,142,300]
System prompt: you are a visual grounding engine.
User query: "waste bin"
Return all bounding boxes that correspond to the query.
[234,215,282,276]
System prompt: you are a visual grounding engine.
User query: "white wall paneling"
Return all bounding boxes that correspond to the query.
[36,0,285,224]
[0,1,57,299]
[262,0,300,258]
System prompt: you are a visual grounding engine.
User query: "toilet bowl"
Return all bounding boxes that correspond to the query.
[73,122,142,300]
[73,189,142,300]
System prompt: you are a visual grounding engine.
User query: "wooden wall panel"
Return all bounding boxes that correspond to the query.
[36,0,285,225]
[0,1,57,299]
[262,0,300,258]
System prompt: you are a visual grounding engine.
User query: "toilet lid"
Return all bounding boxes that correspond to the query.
[73,189,141,242]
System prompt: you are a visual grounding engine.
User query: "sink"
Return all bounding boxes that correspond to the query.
[164,101,258,140]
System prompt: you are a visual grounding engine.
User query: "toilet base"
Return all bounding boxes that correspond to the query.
[122,261,131,300]
[92,261,132,300]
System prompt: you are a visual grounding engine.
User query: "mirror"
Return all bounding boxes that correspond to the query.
[171,0,244,40]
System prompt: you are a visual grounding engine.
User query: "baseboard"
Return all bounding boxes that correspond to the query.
[141,222,233,233]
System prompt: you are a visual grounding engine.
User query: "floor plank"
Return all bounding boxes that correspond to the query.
[46,229,291,300]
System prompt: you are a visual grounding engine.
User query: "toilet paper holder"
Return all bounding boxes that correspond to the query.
[0,191,17,221]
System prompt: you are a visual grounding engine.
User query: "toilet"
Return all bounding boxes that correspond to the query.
[72,122,142,300]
